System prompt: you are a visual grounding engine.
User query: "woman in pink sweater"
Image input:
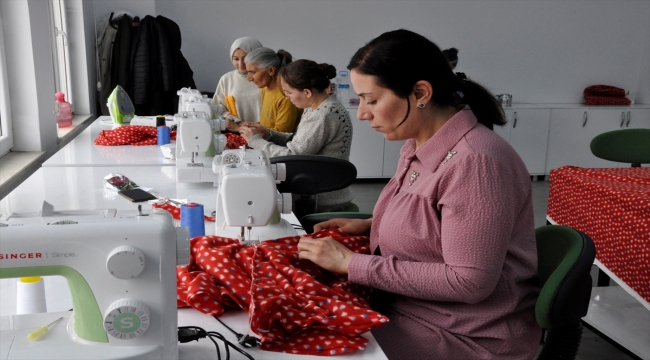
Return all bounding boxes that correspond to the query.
[297,29,541,359]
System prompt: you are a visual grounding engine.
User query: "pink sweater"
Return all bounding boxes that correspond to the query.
[348,108,541,359]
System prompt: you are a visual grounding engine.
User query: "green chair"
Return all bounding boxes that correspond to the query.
[535,225,596,360]
[590,128,650,167]
[270,155,359,222]
[299,211,373,234]
[589,128,648,286]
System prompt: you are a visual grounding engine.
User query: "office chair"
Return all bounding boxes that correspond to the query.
[298,212,373,234]
[590,128,650,167]
[270,155,359,221]
[535,225,596,360]
[589,128,649,285]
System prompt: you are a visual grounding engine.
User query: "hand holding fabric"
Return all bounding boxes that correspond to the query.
[297,236,355,274]
[239,122,269,142]
[225,114,242,132]
[313,217,372,236]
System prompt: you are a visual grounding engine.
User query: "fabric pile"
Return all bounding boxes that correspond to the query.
[583,85,631,105]
[176,230,389,355]
[224,132,249,149]
[94,125,176,146]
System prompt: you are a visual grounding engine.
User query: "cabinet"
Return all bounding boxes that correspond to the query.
[347,107,405,178]
[347,104,649,179]
[494,109,551,175]
[546,107,650,172]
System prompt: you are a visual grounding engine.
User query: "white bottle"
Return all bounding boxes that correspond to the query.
[336,70,351,105]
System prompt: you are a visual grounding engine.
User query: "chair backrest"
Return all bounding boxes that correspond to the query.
[535,225,596,329]
[270,155,357,218]
[590,128,650,166]
[299,212,372,233]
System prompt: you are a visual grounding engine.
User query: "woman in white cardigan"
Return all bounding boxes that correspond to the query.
[212,37,263,131]
[239,59,354,213]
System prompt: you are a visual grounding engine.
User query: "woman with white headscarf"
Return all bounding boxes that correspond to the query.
[213,36,263,131]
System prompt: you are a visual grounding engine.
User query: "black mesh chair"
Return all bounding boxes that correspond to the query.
[535,225,596,360]
[270,155,359,222]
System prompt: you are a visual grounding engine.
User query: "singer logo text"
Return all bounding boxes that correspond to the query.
[0,253,43,260]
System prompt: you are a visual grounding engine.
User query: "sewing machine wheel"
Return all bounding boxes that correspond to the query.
[104,299,151,339]
[222,153,241,165]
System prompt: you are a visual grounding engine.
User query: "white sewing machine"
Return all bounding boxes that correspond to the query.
[0,204,189,360]
[175,88,227,185]
[212,148,296,242]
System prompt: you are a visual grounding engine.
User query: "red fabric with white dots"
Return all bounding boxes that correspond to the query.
[94,125,177,146]
[176,230,389,355]
[547,166,650,303]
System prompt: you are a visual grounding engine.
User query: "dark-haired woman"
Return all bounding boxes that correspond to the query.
[240,59,353,213]
[241,47,299,133]
[296,29,541,359]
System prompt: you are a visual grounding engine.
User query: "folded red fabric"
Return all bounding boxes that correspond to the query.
[224,132,249,149]
[583,85,631,105]
[94,125,177,146]
[177,230,389,355]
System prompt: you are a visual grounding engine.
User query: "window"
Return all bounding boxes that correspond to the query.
[0,12,13,157]
[51,0,73,111]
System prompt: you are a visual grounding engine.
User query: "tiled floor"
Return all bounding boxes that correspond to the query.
[350,179,635,360]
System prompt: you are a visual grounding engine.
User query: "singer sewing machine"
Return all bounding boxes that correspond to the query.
[212,148,297,242]
[175,88,227,185]
[0,203,189,360]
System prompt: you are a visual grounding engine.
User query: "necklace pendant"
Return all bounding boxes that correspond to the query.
[408,170,420,186]
[441,150,457,165]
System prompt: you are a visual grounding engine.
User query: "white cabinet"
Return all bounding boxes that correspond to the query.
[348,104,649,178]
[495,109,551,175]
[348,109,385,178]
[382,138,406,177]
[347,107,406,178]
[546,108,625,172]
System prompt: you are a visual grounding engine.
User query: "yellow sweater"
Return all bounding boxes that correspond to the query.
[260,85,300,133]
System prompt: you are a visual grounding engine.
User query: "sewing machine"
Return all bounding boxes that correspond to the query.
[175,88,227,185]
[212,148,297,242]
[0,203,189,360]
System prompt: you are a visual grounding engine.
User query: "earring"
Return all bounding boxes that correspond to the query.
[417,103,425,109]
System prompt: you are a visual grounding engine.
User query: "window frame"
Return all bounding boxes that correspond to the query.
[51,0,73,112]
[0,12,14,157]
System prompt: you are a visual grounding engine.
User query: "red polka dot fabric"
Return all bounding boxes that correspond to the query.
[547,166,650,303]
[94,125,177,146]
[176,230,389,355]
[224,132,249,149]
[152,202,215,222]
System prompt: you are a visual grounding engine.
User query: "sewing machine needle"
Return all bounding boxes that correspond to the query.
[27,317,64,341]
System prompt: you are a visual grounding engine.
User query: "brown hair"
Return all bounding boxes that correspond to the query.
[280,59,336,93]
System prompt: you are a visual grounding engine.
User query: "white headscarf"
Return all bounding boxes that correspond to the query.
[229,37,263,59]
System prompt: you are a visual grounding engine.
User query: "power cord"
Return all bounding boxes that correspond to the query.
[178,326,255,360]
[213,316,260,348]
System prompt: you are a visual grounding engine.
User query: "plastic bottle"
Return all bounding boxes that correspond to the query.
[54,92,72,128]
[336,70,351,105]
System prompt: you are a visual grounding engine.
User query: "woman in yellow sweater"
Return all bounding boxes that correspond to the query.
[244,47,300,133]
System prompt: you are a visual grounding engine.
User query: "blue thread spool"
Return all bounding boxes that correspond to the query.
[157,126,170,145]
[180,203,205,238]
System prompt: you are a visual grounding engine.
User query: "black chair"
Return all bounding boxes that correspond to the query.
[270,155,358,221]
[298,212,373,234]
[535,225,596,360]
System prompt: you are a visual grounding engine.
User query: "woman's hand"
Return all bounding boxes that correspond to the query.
[313,217,372,236]
[297,236,354,274]
[225,115,241,132]
[239,122,269,142]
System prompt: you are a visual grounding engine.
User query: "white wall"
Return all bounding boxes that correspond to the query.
[131,0,650,105]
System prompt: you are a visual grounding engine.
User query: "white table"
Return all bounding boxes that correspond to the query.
[0,166,387,359]
[43,116,176,167]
